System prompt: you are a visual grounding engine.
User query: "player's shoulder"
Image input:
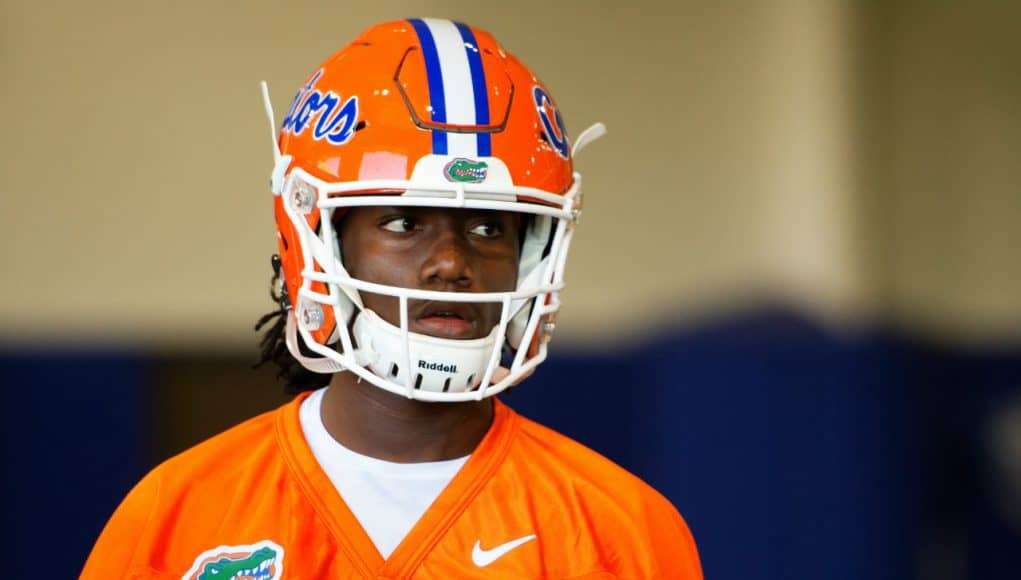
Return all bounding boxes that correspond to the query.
[82,397,304,578]
[500,404,703,577]
[505,405,683,524]
[152,396,294,491]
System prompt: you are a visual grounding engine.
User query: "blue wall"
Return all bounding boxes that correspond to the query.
[3,308,1019,579]
[0,352,150,577]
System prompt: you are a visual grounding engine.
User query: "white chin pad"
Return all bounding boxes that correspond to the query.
[352,309,499,393]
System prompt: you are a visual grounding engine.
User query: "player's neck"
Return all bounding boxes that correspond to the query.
[319,373,494,463]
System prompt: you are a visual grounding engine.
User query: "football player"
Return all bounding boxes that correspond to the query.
[83,19,702,579]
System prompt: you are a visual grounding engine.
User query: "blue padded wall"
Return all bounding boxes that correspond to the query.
[0,352,149,579]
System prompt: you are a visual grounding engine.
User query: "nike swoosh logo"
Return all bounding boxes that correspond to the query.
[471,534,537,567]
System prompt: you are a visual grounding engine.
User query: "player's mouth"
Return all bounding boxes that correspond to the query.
[413,301,479,339]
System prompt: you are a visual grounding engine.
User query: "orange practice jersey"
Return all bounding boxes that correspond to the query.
[83,394,702,579]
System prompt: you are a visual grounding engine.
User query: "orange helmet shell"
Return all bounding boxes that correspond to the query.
[277,19,573,191]
[273,19,577,347]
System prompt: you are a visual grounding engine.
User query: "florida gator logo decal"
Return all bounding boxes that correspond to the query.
[444,157,488,183]
[182,540,284,580]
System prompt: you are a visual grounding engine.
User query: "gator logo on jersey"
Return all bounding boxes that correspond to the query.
[444,158,488,183]
[182,540,284,580]
[281,68,359,146]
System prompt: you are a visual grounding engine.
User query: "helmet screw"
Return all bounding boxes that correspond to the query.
[539,320,556,344]
[570,193,583,223]
[299,301,324,330]
[289,178,317,214]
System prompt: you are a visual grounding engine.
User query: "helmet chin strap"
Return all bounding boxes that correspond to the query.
[352,309,500,394]
[285,314,346,373]
[287,306,507,395]
[572,122,607,157]
[259,81,281,164]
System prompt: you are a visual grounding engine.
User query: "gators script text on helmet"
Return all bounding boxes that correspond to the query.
[261,18,605,402]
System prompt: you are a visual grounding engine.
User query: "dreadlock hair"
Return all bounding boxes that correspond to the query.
[253,254,330,394]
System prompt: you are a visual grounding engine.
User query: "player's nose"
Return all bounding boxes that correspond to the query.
[419,227,474,290]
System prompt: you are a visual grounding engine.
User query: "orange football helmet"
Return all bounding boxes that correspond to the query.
[261,19,605,401]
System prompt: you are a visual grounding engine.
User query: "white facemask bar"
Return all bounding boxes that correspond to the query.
[284,178,576,402]
[262,80,603,402]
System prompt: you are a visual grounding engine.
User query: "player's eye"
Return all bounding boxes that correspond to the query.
[468,221,502,238]
[380,216,416,233]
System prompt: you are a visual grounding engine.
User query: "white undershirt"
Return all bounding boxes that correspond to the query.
[299,387,469,558]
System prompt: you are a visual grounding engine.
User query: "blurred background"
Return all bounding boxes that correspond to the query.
[2,0,1020,578]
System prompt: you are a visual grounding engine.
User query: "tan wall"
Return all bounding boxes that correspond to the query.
[2,0,1018,350]
[860,1,1021,344]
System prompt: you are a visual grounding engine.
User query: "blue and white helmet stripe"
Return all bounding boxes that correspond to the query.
[408,18,491,157]
[453,21,491,156]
